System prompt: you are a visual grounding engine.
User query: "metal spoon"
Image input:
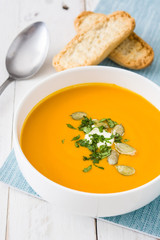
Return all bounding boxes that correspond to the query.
[0,22,49,95]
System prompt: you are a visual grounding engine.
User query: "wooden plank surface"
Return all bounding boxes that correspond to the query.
[0,0,158,239]
[97,220,157,240]
[7,190,96,240]
[0,184,8,240]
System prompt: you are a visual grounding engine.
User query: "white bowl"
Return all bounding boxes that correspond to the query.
[13,66,160,217]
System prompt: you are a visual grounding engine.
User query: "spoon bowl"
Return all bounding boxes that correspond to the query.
[0,22,49,94]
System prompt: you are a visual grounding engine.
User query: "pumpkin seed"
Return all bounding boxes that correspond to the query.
[116,165,135,176]
[115,143,136,155]
[71,112,87,120]
[94,119,109,129]
[112,124,125,136]
[107,150,119,165]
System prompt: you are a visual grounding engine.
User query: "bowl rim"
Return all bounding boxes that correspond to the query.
[14,66,160,198]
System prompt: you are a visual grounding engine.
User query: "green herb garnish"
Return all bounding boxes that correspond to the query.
[66,124,76,129]
[114,133,122,143]
[78,116,94,133]
[76,133,112,165]
[83,156,90,161]
[67,114,132,173]
[98,125,104,133]
[93,163,104,170]
[83,165,92,173]
[82,126,92,134]
[75,142,79,148]
[89,145,111,162]
[72,135,80,141]
[92,158,100,164]
[107,118,117,128]
[76,139,89,147]
[99,118,107,123]
[61,139,65,144]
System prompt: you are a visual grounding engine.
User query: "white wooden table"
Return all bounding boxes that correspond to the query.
[0,0,158,239]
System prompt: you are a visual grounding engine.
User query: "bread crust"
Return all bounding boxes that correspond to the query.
[109,32,154,69]
[53,11,135,71]
[74,11,105,33]
[74,11,154,70]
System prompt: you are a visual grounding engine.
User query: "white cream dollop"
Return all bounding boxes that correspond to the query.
[84,127,114,148]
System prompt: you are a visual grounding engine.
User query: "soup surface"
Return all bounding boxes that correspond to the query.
[20,83,160,193]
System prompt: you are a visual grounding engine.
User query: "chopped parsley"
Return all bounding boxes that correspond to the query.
[114,133,122,143]
[93,163,104,170]
[89,145,111,162]
[106,118,117,128]
[74,133,112,166]
[99,118,107,123]
[76,139,89,147]
[98,125,104,133]
[78,116,94,133]
[75,142,79,148]
[71,135,80,141]
[124,139,129,142]
[83,156,90,161]
[61,139,65,144]
[70,121,113,170]
[66,124,76,129]
[83,165,92,173]
[82,126,92,134]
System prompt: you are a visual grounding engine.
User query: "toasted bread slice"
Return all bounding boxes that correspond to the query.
[74,11,106,33]
[53,11,135,71]
[74,11,154,69]
[109,32,154,69]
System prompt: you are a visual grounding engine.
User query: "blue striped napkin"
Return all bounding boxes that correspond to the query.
[0,0,160,237]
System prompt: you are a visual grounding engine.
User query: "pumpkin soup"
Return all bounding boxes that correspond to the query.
[20,83,160,193]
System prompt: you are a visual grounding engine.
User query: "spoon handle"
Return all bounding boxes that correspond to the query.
[0,77,13,95]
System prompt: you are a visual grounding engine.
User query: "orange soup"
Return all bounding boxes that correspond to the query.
[20,83,160,193]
